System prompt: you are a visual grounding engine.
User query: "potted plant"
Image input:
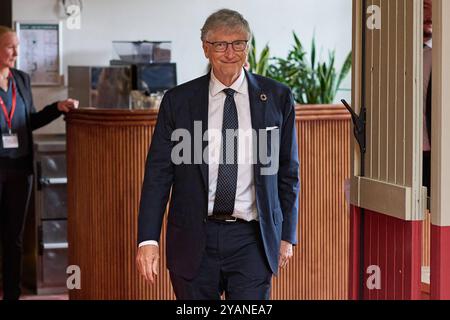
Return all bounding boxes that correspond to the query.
[247,36,271,77]
[249,32,352,105]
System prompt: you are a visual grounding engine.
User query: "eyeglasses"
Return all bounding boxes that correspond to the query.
[205,40,249,52]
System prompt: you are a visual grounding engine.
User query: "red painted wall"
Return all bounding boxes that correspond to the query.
[349,205,422,300]
[349,205,361,300]
[430,224,450,299]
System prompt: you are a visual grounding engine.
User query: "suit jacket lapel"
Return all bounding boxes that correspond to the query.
[189,73,210,193]
[245,71,266,179]
[245,70,266,131]
[10,69,30,111]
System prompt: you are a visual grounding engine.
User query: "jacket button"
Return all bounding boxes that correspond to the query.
[203,218,207,223]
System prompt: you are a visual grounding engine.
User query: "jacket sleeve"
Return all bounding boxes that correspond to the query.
[23,73,63,131]
[137,92,175,244]
[278,89,300,245]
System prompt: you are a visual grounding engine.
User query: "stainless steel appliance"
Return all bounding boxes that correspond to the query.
[110,40,177,94]
[68,40,176,109]
[109,61,177,93]
[23,134,68,294]
[68,65,132,109]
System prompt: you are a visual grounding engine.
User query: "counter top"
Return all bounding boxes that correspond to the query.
[65,107,159,124]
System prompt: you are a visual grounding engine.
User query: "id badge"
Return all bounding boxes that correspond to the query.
[2,133,19,149]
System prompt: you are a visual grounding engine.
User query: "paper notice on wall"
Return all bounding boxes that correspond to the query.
[16,23,61,86]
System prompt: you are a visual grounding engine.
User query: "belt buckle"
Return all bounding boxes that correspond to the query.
[225,216,237,222]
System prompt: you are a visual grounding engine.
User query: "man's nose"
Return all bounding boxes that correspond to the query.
[224,44,235,57]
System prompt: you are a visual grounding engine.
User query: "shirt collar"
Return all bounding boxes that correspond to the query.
[425,39,432,48]
[0,76,13,94]
[209,68,247,97]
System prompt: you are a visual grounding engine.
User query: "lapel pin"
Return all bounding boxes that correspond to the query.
[260,93,267,102]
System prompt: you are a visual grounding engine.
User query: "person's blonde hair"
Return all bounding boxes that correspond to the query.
[0,26,15,40]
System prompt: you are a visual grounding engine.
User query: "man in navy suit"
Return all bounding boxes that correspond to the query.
[136,9,299,300]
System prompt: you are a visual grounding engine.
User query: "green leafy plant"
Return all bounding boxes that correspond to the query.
[267,32,352,104]
[247,36,271,77]
[265,32,309,104]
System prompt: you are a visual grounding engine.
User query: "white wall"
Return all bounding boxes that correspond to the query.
[13,0,352,134]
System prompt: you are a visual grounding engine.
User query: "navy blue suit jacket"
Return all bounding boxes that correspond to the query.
[138,70,300,278]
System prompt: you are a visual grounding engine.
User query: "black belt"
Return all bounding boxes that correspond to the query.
[207,215,248,223]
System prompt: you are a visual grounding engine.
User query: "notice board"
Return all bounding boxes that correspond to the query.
[15,21,62,86]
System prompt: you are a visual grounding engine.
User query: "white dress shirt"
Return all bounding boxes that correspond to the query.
[139,69,257,248]
[207,69,257,221]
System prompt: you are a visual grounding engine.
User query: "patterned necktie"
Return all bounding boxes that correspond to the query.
[212,88,239,215]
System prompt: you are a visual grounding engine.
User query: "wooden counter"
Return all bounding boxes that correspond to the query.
[66,105,350,300]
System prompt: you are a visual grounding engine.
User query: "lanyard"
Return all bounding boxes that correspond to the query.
[0,71,16,134]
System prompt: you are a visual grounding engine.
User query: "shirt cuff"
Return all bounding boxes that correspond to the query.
[138,240,159,248]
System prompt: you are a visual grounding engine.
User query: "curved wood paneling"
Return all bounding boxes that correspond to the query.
[295,104,352,121]
[272,104,351,299]
[66,108,174,300]
[66,104,351,300]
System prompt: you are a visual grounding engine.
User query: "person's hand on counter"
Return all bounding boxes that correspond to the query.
[57,98,79,113]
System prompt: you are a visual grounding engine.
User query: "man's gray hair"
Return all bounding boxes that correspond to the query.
[201,9,251,41]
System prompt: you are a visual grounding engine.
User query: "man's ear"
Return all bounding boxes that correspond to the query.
[202,42,210,59]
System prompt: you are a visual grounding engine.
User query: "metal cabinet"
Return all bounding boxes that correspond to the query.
[23,134,68,294]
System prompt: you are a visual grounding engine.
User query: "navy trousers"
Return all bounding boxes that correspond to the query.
[170,219,272,300]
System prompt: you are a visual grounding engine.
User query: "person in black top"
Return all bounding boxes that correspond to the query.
[0,25,78,300]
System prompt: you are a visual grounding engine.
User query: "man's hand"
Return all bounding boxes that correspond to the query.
[136,244,159,284]
[279,240,293,269]
[57,98,79,113]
